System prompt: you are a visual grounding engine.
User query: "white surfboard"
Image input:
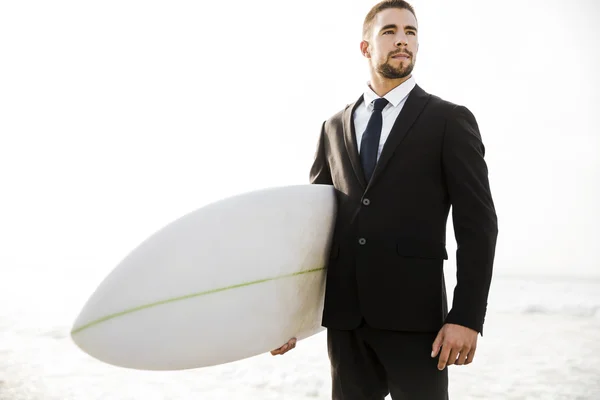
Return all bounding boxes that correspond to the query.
[70,184,336,371]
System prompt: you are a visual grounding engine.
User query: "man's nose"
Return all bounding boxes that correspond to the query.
[395,33,408,47]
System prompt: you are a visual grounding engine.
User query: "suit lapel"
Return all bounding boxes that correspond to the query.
[342,95,367,189]
[368,85,430,188]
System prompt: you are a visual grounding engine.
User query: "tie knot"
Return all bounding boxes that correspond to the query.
[372,98,389,112]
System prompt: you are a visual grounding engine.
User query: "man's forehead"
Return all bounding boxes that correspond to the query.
[373,8,418,29]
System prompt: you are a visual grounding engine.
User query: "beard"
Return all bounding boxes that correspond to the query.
[377,51,415,79]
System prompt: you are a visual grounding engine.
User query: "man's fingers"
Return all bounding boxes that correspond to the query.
[436,343,451,370]
[465,347,476,364]
[433,324,478,368]
[287,338,297,351]
[431,330,444,358]
[270,344,287,356]
[271,345,285,356]
[446,347,460,367]
[270,338,297,356]
[271,345,289,356]
[455,347,470,366]
[438,342,470,369]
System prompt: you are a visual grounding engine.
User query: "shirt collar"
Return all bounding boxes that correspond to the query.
[363,75,416,109]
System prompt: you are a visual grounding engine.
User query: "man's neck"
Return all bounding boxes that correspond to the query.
[368,74,412,97]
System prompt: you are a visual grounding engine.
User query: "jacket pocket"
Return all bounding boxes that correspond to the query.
[396,240,448,260]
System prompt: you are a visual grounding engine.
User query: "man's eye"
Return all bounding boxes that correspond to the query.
[407,31,416,35]
[383,30,393,35]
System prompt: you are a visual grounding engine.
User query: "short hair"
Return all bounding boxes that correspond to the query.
[362,0,417,39]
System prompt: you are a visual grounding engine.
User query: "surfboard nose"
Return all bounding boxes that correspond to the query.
[69,184,336,371]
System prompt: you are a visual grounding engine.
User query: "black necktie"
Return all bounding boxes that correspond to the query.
[360,97,389,182]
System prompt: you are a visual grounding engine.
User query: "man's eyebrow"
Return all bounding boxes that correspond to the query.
[379,24,418,33]
[379,24,398,33]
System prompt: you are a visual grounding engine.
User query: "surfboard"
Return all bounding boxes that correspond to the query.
[70,184,336,371]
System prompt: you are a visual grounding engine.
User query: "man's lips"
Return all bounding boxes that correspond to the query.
[391,53,410,59]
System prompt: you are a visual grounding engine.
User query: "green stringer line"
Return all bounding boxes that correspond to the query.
[71,266,326,335]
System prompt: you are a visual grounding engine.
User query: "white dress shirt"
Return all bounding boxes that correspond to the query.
[354,76,416,160]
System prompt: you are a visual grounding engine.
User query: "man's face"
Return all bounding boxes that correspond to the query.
[362,8,419,80]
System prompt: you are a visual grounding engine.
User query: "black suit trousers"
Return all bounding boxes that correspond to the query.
[327,321,449,400]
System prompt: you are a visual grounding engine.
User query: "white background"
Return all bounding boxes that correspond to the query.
[1,0,599,281]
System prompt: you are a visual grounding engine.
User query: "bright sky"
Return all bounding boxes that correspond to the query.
[1,0,598,279]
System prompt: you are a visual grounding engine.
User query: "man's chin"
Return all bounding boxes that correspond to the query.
[377,63,413,79]
[378,67,413,80]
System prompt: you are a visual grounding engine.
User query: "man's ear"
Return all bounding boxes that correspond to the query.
[360,40,370,58]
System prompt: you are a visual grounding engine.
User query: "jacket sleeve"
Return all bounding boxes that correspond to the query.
[442,105,498,336]
[309,121,333,185]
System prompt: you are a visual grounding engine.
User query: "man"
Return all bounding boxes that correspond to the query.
[272,1,498,399]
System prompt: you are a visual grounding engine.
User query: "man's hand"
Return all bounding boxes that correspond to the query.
[431,323,478,370]
[270,338,297,356]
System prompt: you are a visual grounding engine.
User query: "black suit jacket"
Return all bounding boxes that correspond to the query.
[309,84,498,335]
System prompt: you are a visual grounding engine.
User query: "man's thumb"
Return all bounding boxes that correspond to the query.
[431,330,443,358]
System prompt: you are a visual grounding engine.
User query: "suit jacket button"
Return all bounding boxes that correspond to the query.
[362,198,370,206]
[358,238,367,245]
